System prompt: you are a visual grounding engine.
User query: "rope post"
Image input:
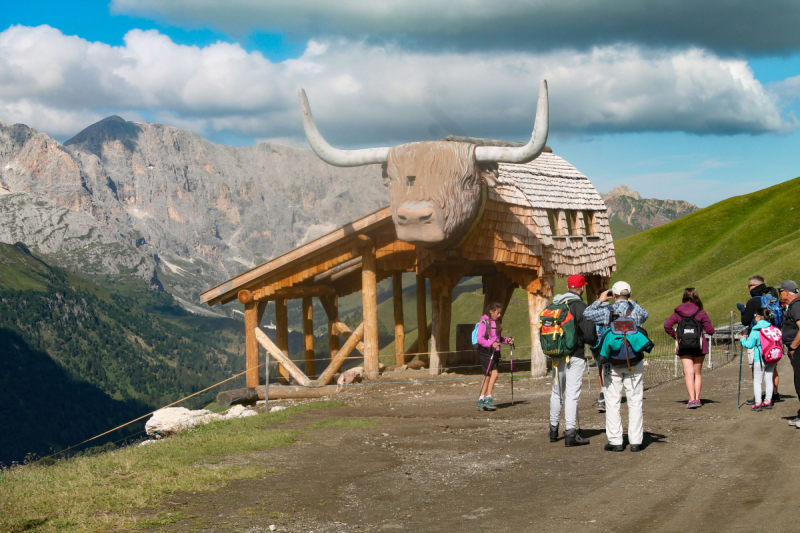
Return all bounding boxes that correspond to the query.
[730,311,735,361]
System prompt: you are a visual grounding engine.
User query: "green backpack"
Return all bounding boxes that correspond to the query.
[539,302,579,357]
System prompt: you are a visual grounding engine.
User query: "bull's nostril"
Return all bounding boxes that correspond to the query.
[397,215,408,224]
[419,214,433,224]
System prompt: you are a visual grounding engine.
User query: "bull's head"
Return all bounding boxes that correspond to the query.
[298,81,549,249]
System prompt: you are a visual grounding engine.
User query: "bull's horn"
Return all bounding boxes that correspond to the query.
[475,79,549,164]
[298,88,390,167]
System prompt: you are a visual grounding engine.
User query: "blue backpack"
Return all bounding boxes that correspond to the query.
[471,319,490,347]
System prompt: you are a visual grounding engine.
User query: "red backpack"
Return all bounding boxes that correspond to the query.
[759,325,783,364]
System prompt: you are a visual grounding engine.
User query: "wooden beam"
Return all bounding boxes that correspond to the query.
[332,321,366,354]
[393,272,405,366]
[330,263,362,282]
[362,244,379,378]
[316,322,365,386]
[321,295,341,360]
[314,258,362,282]
[528,291,550,375]
[238,289,253,304]
[416,274,428,357]
[244,300,267,388]
[302,296,316,378]
[255,328,312,387]
[201,207,392,305]
[275,298,291,384]
[262,285,336,301]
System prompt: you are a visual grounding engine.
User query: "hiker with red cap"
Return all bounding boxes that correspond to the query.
[547,274,598,447]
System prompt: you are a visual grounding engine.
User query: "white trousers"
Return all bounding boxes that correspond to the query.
[550,357,586,431]
[605,361,644,446]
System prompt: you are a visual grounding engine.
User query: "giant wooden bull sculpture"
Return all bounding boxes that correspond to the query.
[299,81,549,250]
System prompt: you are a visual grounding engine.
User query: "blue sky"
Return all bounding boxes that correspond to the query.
[1,0,799,206]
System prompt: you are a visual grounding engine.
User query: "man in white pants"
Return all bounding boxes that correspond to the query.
[584,281,649,452]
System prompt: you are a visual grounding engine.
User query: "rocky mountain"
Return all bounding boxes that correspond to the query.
[0,116,386,313]
[602,184,699,239]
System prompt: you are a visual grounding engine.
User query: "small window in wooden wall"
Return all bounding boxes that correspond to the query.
[583,211,597,235]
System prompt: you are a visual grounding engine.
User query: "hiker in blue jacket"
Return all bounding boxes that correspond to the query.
[475,302,513,411]
[585,281,649,452]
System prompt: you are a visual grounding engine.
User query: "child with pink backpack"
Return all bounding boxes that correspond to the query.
[740,309,783,411]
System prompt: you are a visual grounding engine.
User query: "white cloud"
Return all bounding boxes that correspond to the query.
[111,0,800,56]
[0,25,788,144]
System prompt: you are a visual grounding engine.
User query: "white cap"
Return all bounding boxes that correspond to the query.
[611,281,631,296]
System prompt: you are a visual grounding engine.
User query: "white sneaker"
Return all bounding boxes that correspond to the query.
[788,417,800,427]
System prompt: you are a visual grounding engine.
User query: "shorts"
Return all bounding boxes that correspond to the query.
[477,346,499,374]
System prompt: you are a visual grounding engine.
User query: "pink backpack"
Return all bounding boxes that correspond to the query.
[759,325,783,364]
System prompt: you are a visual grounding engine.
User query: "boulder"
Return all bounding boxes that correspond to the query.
[406,360,428,370]
[145,405,258,438]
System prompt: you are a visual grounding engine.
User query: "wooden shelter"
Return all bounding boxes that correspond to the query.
[200,150,615,387]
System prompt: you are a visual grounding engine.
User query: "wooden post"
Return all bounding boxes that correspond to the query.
[328,295,340,360]
[243,293,267,389]
[362,241,380,378]
[275,298,291,384]
[429,279,454,375]
[393,272,405,366]
[416,274,428,358]
[303,296,316,378]
[255,328,311,387]
[528,291,550,375]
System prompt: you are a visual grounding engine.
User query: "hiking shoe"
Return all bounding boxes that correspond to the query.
[604,443,624,452]
[751,403,763,412]
[483,397,497,411]
[476,398,486,411]
[774,392,781,402]
[630,444,642,452]
[565,431,589,447]
[788,417,800,427]
[598,397,606,412]
[745,397,756,405]
[549,425,559,443]
[763,401,773,410]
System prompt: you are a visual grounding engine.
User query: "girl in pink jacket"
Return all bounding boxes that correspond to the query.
[476,302,513,411]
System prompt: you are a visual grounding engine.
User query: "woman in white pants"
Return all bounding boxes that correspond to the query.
[604,360,644,452]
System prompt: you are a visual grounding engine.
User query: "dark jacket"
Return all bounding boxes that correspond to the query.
[741,284,776,332]
[664,302,715,355]
[552,291,597,358]
[782,297,800,348]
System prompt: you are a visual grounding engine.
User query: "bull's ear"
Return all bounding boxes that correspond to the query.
[479,163,499,188]
[381,163,390,187]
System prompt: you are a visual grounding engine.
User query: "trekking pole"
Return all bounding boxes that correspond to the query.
[737,342,743,409]
[510,343,515,406]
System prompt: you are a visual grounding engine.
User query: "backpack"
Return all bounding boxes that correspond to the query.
[471,319,490,347]
[538,303,579,358]
[759,325,783,364]
[760,290,784,327]
[676,309,702,352]
[606,309,650,369]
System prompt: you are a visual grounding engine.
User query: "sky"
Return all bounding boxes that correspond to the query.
[1,0,799,206]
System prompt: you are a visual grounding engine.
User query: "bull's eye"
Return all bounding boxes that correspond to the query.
[405,175,416,187]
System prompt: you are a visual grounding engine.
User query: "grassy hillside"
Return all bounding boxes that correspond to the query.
[0,243,247,464]
[610,176,800,325]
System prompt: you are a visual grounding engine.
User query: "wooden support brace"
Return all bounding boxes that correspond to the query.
[393,272,405,366]
[254,328,312,387]
[275,298,291,383]
[316,322,366,386]
[332,321,365,354]
[303,296,316,378]
[320,294,340,360]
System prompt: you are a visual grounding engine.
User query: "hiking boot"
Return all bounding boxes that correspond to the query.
[604,443,624,452]
[751,403,763,412]
[549,425,559,443]
[745,397,756,405]
[774,392,781,402]
[483,397,497,411]
[763,401,773,410]
[565,430,589,447]
[630,444,642,452]
[476,398,486,411]
[598,396,606,412]
[788,417,800,427]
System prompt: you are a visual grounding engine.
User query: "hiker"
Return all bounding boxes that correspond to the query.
[547,274,597,447]
[584,281,650,452]
[740,309,782,411]
[778,281,800,427]
[590,287,611,412]
[664,288,715,409]
[475,302,513,412]
[739,276,781,403]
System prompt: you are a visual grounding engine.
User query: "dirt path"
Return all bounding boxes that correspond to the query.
[147,357,800,533]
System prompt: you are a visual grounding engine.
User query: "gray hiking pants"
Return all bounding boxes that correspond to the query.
[550,356,585,431]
